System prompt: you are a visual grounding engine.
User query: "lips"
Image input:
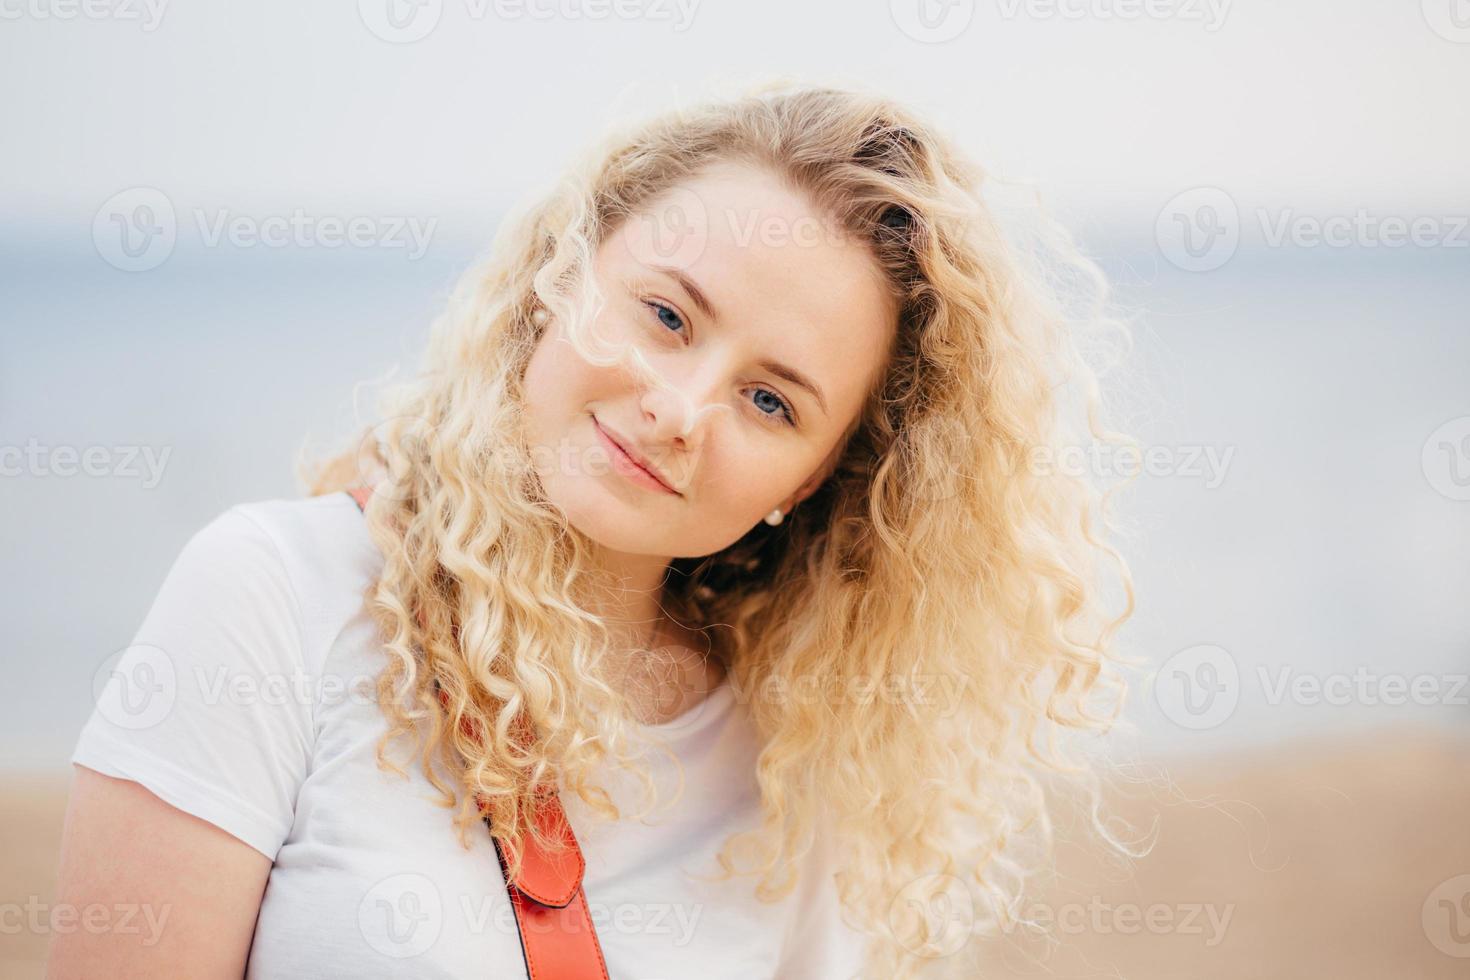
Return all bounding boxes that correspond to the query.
[592,416,680,495]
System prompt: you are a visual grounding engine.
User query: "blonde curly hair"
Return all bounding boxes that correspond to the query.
[300,78,1142,978]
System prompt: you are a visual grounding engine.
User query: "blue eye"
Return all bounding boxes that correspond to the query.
[750,389,796,426]
[640,299,798,429]
[648,299,685,333]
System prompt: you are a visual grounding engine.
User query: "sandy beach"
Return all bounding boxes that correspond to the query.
[6,724,1467,979]
[958,724,1470,979]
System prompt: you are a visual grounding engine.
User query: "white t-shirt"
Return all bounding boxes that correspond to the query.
[71,492,870,979]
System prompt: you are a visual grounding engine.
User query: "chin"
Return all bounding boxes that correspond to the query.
[547,481,667,554]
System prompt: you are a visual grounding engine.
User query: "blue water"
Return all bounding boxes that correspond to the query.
[3,221,1467,768]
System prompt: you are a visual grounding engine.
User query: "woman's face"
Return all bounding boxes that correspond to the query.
[521,161,898,560]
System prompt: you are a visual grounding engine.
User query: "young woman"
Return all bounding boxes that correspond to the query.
[50,82,1137,979]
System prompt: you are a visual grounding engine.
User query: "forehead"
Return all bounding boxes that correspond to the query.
[606,163,898,416]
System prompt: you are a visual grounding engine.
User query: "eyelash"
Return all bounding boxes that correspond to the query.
[640,299,798,428]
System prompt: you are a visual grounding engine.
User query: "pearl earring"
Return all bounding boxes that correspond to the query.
[764,508,784,526]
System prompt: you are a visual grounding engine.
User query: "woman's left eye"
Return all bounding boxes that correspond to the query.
[640,299,797,429]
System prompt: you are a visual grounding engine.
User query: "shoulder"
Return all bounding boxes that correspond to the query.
[224,491,381,582]
[213,491,383,602]
[68,494,380,860]
[142,492,383,676]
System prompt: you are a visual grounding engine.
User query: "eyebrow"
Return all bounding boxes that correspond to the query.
[649,263,830,418]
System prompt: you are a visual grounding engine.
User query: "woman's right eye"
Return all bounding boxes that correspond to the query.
[642,299,687,336]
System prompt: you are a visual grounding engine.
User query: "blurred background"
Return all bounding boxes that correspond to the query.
[2,2,1467,978]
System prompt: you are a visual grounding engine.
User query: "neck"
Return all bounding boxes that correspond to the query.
[581,540,675,647]
[580,540,725,723]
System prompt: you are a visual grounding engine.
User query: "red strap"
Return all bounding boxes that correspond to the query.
[346,484,373,513]
[346,486,609,979]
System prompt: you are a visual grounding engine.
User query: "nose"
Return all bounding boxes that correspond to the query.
[638,361,730,453]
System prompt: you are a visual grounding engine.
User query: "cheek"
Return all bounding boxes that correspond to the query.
[526,312,636,394]
[698,451,803,524]
[519,339,556,434]
[523,328,592,414]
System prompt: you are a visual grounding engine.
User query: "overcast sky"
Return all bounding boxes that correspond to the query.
[3,0,1467,235]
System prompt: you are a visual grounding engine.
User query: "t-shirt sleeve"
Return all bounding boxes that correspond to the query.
[70,504,314,862]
